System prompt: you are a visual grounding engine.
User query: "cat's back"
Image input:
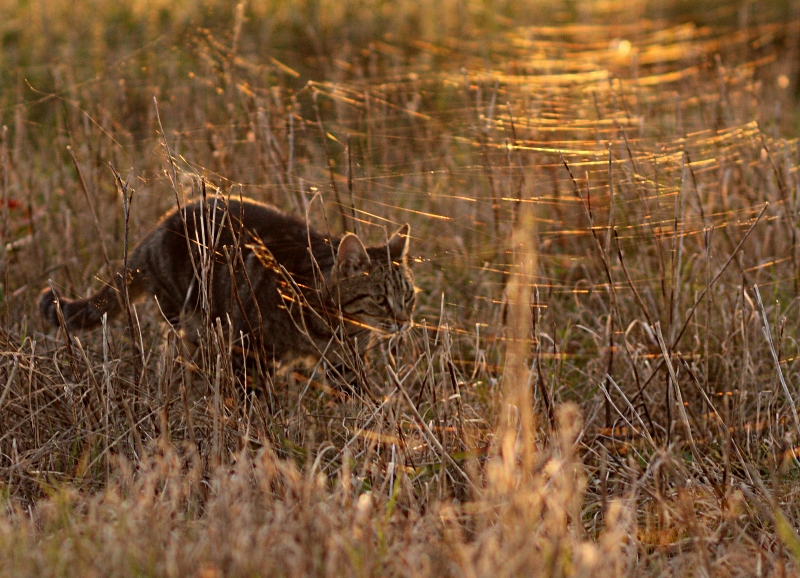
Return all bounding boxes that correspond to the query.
[158,197,337,274]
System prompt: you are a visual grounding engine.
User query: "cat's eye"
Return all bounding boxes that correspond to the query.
[377,296,389,307]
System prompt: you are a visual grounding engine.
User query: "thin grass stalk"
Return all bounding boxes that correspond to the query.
[753,284,800,442]
[110,166,142,386]
[499,200,537,474]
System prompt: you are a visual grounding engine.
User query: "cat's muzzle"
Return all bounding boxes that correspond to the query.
[388,319,413,334]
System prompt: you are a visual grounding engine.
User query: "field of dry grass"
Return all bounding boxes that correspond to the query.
[3,0,800,575]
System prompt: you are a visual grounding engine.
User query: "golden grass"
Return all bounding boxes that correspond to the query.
[2,0,800,576]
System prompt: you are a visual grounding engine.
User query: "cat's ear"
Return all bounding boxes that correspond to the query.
[336,233,370,278]
[388,224,410,261]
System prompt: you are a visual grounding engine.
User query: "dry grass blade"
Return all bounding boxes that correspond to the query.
[2,2,800,576]
[391,366,479,495]
[753,284,800,441]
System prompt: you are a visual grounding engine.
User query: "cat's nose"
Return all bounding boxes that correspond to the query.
[393,310,409,324]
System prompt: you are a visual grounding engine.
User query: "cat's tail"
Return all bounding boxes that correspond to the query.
[40,269,146,331]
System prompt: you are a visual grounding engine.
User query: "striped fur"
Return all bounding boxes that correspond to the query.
[40,198,415,375]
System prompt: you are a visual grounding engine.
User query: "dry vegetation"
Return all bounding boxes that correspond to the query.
[3,0,800,575]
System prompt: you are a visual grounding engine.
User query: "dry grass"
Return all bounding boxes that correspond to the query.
[2,0,800,576]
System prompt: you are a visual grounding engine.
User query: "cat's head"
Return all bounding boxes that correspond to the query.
[330,224,416,334]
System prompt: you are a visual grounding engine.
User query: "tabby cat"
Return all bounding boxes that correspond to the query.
[40,197,416,380]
